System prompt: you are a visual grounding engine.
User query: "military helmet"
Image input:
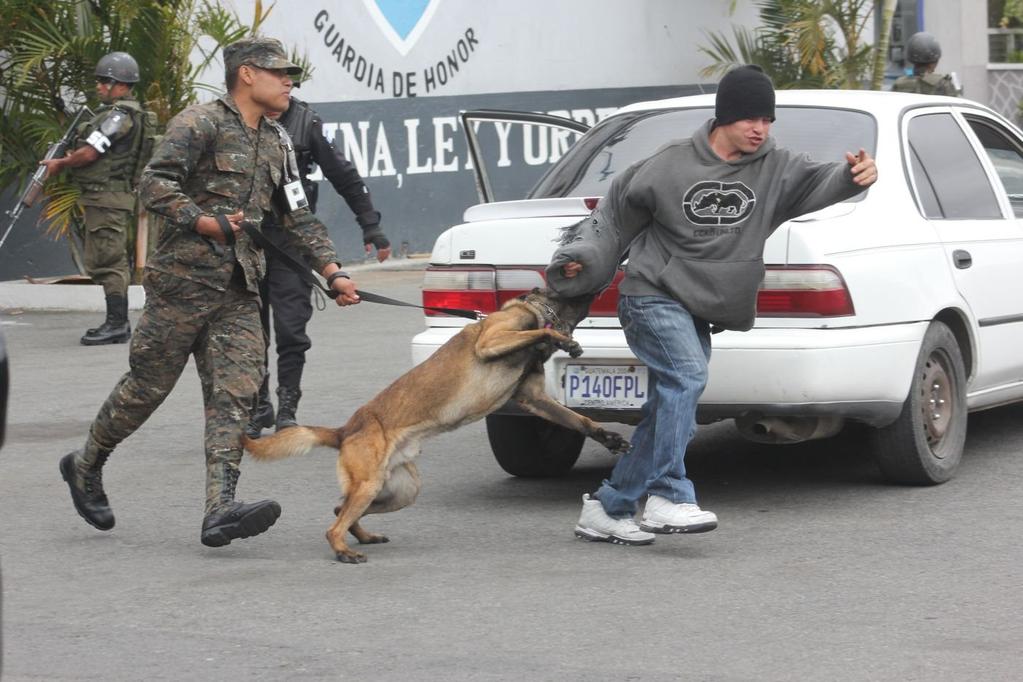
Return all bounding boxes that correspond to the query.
[906,32,941,65]
[95,51,140,84]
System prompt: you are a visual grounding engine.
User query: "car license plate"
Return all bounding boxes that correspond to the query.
[565,365,648,409]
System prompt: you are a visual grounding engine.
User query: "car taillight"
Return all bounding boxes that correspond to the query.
[422,267,545,317]
[425,264,851,321]
[756,266,854,317]
[495,268,546,305]
[422,267,498,316]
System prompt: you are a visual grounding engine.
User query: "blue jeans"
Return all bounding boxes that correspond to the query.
[596,295,711,518]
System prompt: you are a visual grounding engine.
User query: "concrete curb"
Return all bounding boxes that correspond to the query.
[0,256,429,312]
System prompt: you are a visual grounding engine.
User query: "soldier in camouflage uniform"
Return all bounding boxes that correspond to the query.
[892,32,960,97]
[40,52,146,345]
[59,37,360,548]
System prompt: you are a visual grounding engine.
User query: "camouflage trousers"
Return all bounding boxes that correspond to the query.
[88,269,265,513]
[82,204,131,297]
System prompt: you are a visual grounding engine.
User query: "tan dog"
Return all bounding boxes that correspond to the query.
[243,289,628,563]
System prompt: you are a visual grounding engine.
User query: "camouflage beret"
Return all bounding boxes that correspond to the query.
[223,36,302,76]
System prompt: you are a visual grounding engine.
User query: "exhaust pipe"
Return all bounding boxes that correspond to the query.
[735,415,844,444]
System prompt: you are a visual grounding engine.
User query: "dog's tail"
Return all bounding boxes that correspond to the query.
[242,426,344,461]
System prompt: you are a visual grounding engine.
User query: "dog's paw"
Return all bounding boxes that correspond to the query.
[557,338,583,357]
[596,429,631,455]
[357,533,390,545]
[335,550,368,564]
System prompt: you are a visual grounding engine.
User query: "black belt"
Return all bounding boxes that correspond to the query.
[239,220,482,320]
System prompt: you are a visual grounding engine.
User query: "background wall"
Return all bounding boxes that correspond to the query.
[223,0,757,101]
[923,0,989,104]
[11,1,996,278]
[211,0,759,263]
[0,1,756,279]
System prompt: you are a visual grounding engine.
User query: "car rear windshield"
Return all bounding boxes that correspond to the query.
[529,106,877,201]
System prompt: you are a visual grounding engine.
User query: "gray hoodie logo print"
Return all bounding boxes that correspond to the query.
[683,181,756,227]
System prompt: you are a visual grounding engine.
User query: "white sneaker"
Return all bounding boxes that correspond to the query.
[640,495,718,534]
[574,494,655,546]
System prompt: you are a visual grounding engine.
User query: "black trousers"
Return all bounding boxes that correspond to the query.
[258,228,313,392]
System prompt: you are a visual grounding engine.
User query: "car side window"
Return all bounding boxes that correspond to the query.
[964,116,1023,218]
[908,146,943,218]
[907,113,1002,220]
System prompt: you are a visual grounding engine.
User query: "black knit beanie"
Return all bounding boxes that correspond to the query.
[714,64,776,126]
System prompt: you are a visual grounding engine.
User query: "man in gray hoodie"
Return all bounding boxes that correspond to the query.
[565,65,878,546]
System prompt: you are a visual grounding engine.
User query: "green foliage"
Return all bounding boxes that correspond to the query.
[698,1,822,87]
[700,0,885,90]
[0,0,309,257]
[997,0,1023,28]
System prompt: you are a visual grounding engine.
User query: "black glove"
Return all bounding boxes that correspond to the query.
[362,225,390,250]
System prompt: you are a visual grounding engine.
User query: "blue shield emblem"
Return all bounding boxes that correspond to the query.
[373,0,431,39]
[365,0,439,54]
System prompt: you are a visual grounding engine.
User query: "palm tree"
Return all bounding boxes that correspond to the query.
[700,0,890,90]
[0,0,308,275]
[871,0,898,90]
[699,0,833,87]
[785,0,877,88]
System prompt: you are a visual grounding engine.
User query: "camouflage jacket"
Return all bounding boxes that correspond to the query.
[892,73,958,96]
[139,94,339,294]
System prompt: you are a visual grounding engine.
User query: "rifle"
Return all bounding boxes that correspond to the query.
[0,105,94,251]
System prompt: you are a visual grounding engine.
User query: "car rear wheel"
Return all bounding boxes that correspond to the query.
[870,321,967,485]
[485,415,584,477]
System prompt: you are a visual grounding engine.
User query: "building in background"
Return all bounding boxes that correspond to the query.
[211,0,763,265]
[0,0,1016,280]
[983,0,1023,117]
[888,1,988,108]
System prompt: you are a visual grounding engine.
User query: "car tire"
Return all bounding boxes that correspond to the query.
[485,415,584,478]
[870,321,967,485]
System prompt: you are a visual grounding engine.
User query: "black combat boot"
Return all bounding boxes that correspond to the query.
[59,446,115,530]
[81,294,131,346]
[275,386,302,431]
[200,463,281,547]
[244,379,275,439]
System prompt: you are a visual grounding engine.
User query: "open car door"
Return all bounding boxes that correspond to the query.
[459,109,591,204]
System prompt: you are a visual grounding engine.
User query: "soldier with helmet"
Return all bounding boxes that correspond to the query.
[892,31,961,97]
[40,51,147,345]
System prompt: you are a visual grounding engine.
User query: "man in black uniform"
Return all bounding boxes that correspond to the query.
[246,96,390,437]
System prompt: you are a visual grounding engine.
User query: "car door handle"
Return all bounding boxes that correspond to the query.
[952,249,972,269]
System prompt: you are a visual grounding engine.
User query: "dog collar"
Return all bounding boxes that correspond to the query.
[524,295,562,330]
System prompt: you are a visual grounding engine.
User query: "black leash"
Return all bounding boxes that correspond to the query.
[239,221,482,320]
[354,288,483,319]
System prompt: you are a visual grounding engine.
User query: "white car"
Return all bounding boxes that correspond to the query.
[411,90,1023,484]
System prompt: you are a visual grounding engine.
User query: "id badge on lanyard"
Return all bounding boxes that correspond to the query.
[271,120,308,213]
[284,179,308,211]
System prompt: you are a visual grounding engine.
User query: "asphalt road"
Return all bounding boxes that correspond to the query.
[1,268,1021,681]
